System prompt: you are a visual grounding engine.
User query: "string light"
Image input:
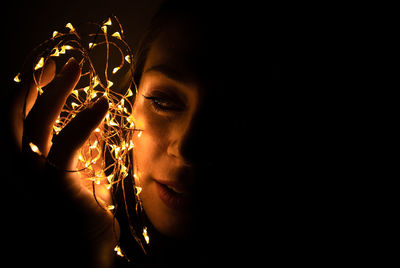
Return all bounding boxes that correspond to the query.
[65,22,75,32]
[29,142,42,156]
[34,57,44,70]
[114,245,124,257]
[142,227,150,244]
[15,16,148,259]
[14,73,21,83]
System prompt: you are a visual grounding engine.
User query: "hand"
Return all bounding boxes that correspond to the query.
[6,58,118,267]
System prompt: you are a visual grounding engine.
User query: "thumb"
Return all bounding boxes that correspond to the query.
[47,97,109,170]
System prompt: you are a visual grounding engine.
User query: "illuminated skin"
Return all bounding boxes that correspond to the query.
[9,58,117,267]
[132,20,203,238]
[7,12,216,267]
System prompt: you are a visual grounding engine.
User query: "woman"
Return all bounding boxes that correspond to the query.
[5,1,248,267]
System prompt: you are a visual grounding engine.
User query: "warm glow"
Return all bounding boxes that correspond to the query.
[16,15,147,259]
[143,227,150,244]
[34,57,44,70]
[114,245,124,257]
[104,17,112,26]
[65,22,75,32]
[111,32,121,39]
[29,142,42,156]
[14,73,21,83]
[135,186,142,195]
[112,67,120,74]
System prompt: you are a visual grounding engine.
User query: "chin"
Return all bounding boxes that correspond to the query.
[141,180,194,239]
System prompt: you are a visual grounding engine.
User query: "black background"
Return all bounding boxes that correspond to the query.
[2,0,362,266]
[5,0,163,89]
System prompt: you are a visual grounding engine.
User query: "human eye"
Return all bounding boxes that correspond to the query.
[142,90,186,112]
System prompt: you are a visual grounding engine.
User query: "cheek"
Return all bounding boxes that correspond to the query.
[132,102,170,179]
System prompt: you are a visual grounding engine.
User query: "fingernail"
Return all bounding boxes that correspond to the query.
[91,96,109,111]
[66,57,77,65]
[61,57,80,73]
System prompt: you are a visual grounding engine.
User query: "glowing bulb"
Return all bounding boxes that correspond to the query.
[107,80,113,88]
[135,186,142,195]
[71,102,79,109]
[53,125,62,135]
[52,31,59,38]
[104,17,112,26]
[50,47,60,57]
[107,205,115,210]
[14,73,21,83]
[61,45,73,50]
[101,25,107,34]
[125,87,133,97]
[128,140,134,150]
[91,91,97,99]
[109,119,118,126]
[125,55,131,63]
[112,67,120,74]
[107,174,114,183]
[34,57,44,70]
[72,89,79,98]
[111,32,121,39]
[37,87,44,95]
[29,142,42,156]
[114,246,124,257]
[143,227,150,244]
[65,22,75,32]
[92,76,100,88]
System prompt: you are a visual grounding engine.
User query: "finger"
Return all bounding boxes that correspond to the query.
[47,97,109,170]
[24,58,81,156]
[8,59,56,151]
[25,59,57,117]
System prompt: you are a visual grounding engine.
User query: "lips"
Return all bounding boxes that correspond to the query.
[155,180,193,211]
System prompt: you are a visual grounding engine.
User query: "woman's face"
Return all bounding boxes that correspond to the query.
[131,20,206,238]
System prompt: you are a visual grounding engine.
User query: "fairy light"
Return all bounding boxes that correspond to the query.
[114,245,124,257]
[14,73,21,83]
[65,22,75,32]
[112,66,120,74]
[142,227,150,244]
[34,57,44,70]
[104,17,112,26]
[29,142,42,156]
[15,16,149,259]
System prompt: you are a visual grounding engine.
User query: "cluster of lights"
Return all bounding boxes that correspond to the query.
[15,16,149,258]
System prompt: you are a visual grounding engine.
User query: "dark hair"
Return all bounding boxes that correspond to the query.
[115,1,221,264]
[114,1,246,265]
[134,0,203,85]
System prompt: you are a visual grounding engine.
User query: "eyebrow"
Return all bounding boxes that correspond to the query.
[143,64,193,84]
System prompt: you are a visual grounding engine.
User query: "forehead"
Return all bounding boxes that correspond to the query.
[143,19,210,84]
